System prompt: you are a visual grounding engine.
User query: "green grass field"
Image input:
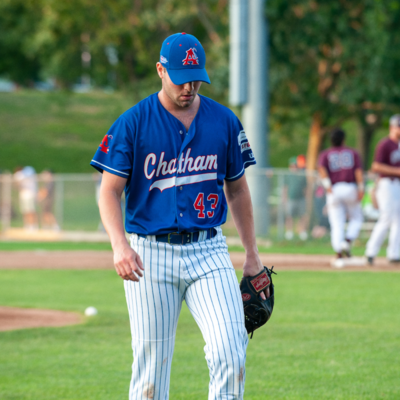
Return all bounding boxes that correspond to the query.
[1,269,399,399]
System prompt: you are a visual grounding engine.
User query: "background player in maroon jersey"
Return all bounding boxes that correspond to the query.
[318,128,364,268]
[365,115,400,264]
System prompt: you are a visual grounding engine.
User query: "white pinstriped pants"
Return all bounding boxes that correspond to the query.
[124,227,249,400]
[366,178,400,259]
[326,183,363,253]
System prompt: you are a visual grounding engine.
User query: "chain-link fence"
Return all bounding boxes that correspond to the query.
[0,172,106,235]
[0,169,378,240]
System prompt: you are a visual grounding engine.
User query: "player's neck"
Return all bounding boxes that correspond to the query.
[388,133,400,143]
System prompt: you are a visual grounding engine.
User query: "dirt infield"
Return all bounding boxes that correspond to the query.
[0,306,82,332]
[0,250,398,332]
[0,250,398,271]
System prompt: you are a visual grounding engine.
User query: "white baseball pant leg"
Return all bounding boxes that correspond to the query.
[366,179,400,259]
[327,183,363,253]
[124,227,248,400]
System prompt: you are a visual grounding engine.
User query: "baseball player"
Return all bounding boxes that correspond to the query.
[365,115,400,264]
[91,32,269,399]
[318,128,364,268]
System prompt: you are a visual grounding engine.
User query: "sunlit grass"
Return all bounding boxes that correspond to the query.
[0,269,399,399]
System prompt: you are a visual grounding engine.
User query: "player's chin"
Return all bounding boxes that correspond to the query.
[178,100,193,108]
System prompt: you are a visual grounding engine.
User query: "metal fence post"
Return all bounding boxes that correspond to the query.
[277,172,285,240]
[54,175,64,230]
[1,174,12,233]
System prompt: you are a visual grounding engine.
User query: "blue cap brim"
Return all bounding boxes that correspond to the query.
[167,68,210,85]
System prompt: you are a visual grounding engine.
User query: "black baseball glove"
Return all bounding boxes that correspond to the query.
[240,266,276,338]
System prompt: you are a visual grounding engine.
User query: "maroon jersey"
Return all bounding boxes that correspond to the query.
[373,137,400,178]
[318,146,361,184]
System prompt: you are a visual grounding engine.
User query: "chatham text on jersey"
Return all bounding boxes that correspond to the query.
[144,148,218,192]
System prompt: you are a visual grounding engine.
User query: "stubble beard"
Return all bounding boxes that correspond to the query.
[176,95,195,108]
[163,83,196,109]
[172,90,196,109]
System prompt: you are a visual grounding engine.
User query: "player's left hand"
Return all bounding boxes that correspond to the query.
[357,190,364,201]
[243,255,270,300]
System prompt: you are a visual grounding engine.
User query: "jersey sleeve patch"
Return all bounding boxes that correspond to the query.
[90,115,134,177]
[226,122,256,181]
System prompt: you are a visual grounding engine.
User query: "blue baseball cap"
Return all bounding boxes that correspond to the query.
[160,32,210,85]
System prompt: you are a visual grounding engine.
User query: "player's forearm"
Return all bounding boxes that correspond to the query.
[99,190,129,251]
[318,166,332,192]
[371,162,400,177]
[318,166,329,179]
[355,169,364,186]
[225,179,258,258]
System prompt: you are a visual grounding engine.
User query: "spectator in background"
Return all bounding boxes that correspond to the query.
[311,184,330,239]
[284,155,308,240]
[13,166,38,230]
[38,169,59,231]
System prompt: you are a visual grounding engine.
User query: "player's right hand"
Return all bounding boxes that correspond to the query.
[113,245,144,282]
[243,256,270,300]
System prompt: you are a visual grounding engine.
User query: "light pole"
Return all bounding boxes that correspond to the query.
[230,0,269,236]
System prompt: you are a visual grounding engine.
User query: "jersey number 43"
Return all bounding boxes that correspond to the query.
[194,193,219,218]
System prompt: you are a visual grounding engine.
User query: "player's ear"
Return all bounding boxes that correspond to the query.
[156,62,164,80]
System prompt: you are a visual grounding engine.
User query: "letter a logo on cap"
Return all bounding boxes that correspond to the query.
[182,48,199,65]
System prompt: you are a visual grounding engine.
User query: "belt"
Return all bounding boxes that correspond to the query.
[138,228,217,245]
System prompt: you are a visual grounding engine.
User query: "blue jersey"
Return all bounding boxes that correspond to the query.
[90,93,256,235]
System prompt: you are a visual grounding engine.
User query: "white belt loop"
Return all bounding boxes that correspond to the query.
[200,230,207,242]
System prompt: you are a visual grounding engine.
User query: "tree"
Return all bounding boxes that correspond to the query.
[0,0,43,84]
[26,0,229,100]
[267,0,400,169]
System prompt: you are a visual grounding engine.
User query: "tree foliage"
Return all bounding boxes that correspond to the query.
[0,0,42,83]
[268,0,400,121]
[2,0,400,165]
[267,0,400,165]
[1,0,229,100]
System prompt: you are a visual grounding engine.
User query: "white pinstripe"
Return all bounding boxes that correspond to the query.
[124,227,248,399]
